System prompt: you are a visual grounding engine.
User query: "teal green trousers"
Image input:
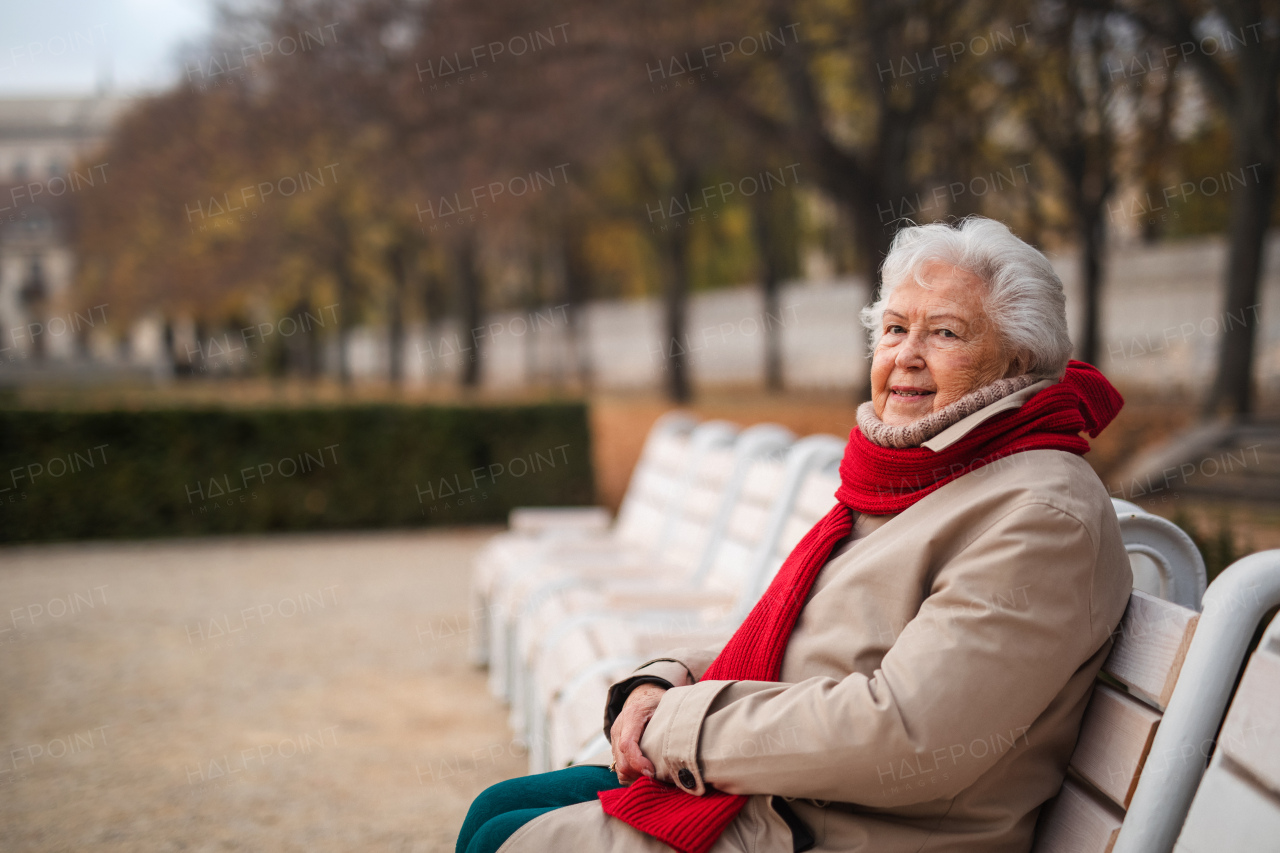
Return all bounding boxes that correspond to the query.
[456,766,623,853]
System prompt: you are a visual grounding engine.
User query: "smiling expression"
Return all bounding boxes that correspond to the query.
[871,263,1019,426]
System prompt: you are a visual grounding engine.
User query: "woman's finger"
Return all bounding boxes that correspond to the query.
[609,720,630,781]
[620,735,654,777]
[610,683,664,783]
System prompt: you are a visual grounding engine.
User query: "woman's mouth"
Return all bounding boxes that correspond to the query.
[890,387,935,399]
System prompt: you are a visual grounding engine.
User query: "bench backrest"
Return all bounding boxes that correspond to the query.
[1111,499,1207,610]
[611,417,697,545]
[703,435,845,611]
[1033,590,1200,852]
[1172,613,1280,851]
[700,454,789,596]
[658,424,794,576]
[613,419,736,548]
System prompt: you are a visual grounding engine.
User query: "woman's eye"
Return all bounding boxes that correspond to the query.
[938,328,957,339]
[886,325,906,334]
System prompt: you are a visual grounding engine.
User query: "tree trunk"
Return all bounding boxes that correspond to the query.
[386,243,409,385]
[421,262,447,385]
[456,233,483,389]
[1204,151,1276,417]
[335,266,355,385]
[751,194,784,392]
[1199,3,1280,418]
[524,245,542,387]
[561,228,593,390]
[659,223,693,403]
[1077,203,1105,367]
[1204,73,1278,418]
[291,297,319,378]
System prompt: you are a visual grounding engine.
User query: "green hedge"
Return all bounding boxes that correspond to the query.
[0,403,594,543]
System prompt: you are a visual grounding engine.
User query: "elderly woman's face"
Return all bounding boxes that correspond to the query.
[871,263,1014,426]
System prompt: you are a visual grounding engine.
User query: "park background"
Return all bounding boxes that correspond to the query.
[1,0,1279,850]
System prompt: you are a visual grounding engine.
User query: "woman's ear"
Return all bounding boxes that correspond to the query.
[1004,351,1030,378]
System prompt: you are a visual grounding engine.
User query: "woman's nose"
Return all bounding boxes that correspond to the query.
[895,332,927,369]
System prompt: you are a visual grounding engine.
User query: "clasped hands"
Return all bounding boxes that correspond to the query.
[608,683,666,784]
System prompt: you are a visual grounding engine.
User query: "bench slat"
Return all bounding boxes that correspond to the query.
[1103,590,1198,709]
[1034,778,1123,853]
[1070,684,1162,810]
[1216,645,1280,797]
[1173,760,1280,852]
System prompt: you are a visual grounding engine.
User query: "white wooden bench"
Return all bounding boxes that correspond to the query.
[1034,548,1280,853]
[527,435,846,771]
[504,423,795,731]
[1111,499,1206,610]
[1174,605,1280,851]
[485,418,739,699]
[469,410,697,666]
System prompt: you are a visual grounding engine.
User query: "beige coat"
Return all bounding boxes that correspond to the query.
[499,386,1133,853]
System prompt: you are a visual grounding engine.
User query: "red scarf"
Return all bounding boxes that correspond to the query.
[598,361,1123,853]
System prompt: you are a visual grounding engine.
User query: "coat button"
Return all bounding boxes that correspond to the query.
[677,768,696,789]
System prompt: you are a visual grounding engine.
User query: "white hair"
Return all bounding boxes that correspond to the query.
[859,217,1072,380]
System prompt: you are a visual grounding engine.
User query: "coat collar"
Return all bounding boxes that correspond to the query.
[921,379,1056,452]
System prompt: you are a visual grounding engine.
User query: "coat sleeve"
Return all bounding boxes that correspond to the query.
[638,500,1118,806]
[603,646,724,735]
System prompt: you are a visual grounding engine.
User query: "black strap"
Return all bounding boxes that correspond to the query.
[771,797,816,853]
[602,675,675,739]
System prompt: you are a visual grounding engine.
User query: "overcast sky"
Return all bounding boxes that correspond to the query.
[0,0,215,96]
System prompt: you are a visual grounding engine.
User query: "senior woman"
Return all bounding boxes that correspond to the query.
[457,216,1132,853]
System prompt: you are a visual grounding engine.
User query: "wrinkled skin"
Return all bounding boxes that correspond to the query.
[871,263,1022,426]
[609,683,665,784]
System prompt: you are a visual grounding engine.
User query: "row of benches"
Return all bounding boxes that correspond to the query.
[468,413,1280,852]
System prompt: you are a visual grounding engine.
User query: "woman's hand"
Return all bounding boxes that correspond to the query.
[609,683,666,784]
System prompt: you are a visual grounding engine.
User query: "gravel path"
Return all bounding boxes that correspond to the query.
[0,529,525,852]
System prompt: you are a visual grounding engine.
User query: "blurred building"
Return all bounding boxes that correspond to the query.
[0,93,130,366]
